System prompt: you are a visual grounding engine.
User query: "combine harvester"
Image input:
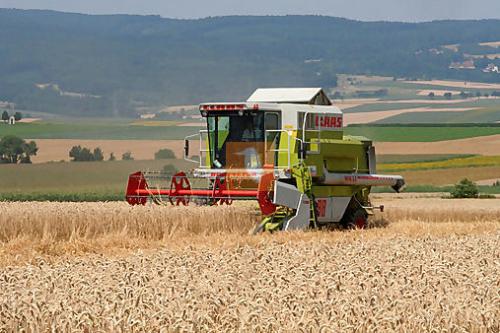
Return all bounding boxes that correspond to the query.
[126,88,405,232]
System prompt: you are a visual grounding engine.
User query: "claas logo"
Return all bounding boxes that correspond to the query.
[314,116,343,129]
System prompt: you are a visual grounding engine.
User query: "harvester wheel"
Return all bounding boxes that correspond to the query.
[342,208,368,230]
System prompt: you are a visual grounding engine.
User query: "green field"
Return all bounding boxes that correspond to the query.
[2,121,500,142]
[1,156,499,202]
[0,121,199,140]
[345,126,500,142]
[0,159,192,201]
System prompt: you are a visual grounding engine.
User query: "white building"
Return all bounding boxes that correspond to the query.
[483,64,500,73]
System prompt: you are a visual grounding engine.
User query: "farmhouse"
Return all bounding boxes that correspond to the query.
[483,63,500,73]
[449,60,476,70]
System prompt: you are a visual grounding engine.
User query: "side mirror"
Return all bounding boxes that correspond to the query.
[184,140,190,159]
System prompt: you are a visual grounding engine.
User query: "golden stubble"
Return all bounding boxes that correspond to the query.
[0,199,498,332]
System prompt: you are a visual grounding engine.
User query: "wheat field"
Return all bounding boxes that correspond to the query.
[0,198,499,332]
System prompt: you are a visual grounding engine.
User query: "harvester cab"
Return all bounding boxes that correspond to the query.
[126,88,405,232]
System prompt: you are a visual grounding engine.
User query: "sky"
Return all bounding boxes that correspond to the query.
[0,0,499,22]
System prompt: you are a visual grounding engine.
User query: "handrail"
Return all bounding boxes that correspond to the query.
[198,130,210,169]
[184,130,210,168]
[300,110,336,155]
[264,129,292,170]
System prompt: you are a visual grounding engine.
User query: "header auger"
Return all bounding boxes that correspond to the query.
[126,88,405,232]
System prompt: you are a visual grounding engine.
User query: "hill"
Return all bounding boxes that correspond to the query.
[0,9,499,117]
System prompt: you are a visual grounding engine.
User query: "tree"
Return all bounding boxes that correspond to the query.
[13,112,22,121]
[155,148,176,160]
[0,135,38,164]
[450,178,479,199]
[93,147,104,161]
[109,152,116,161]
[428,92,435,99]
[444,92,453,100]
[162,164,179,175]
[2,111,9,123]
[20,141,38,163]
[69,146,82,161]
[122,151,134,160]
[78,148,94,161]
[69,145,104,161]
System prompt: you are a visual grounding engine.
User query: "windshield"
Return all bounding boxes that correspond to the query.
[207,113,265,169]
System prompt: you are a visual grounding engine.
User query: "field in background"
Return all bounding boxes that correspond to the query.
[335,75,500,124]
[1,150,500,201]
[31,139,184,163]
[345,126,500,142]
[0,121,198,140]
[0,198,498,331]
[1,74,499,198]
[379,155,500,171]
[375,134,500,155]
[376,154,474,164]
[0,159,192,201]
[3,119,499,144]
[405,80,500,90]
[1,154,499,201]
[395,166,500,187]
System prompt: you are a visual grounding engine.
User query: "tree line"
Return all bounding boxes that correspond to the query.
[0,135,177,164]
[1,111,23,123]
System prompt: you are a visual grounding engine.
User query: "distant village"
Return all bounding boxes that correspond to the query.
[418,42,500,74]
[449,60,500,73]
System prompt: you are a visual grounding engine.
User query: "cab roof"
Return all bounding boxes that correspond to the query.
[247,88,332,105]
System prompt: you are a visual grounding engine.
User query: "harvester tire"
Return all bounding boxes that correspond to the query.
[341,208,368,230]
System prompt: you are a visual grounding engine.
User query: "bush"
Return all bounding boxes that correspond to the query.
[69,146,105,162]
[155,148,176,160]
[1,111,9,123]
[450,178,479,198]
[14,112,22,121]
[93,148,104,161]
[162,164,179,175]
[122,151,134,160]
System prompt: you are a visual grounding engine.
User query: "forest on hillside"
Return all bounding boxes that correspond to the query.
[0,9,499,117]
